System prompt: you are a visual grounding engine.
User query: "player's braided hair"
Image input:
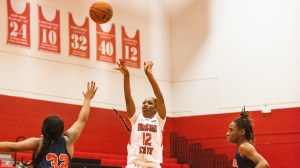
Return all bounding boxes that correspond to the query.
[32,116,64,168]
[234,106,255,143]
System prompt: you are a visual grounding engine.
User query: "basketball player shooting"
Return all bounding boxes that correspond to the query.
[115,59,166,168]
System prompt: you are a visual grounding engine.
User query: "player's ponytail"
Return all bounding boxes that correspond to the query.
[32,137,53,168]
[32,116,64,167]
[234,107,255,143]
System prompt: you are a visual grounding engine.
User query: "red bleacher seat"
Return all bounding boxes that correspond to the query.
[16,152,32,162]
[62,152,190,168]
[163,157,178,163]
[101,158,127,167]
[13,151,190,168]
[162,163,190,168]
[74,152,127,160]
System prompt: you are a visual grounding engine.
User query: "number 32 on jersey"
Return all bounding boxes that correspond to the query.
[46,153,69,168]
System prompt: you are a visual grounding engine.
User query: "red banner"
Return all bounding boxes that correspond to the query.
[38,5,60,53]
[7,0,31,48]
[121,26,141,68]
[96,24,116,63]
[69,13,90,58]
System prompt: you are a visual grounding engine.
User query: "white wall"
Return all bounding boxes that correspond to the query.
[1,0,300,117]
[0,0,172,112]
[170,0,300,116]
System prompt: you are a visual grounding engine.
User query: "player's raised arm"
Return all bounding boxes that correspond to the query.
[144,61,166,119]
[115,59,136,118]
[64,81,98,144]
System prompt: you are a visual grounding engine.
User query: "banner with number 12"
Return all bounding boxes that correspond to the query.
[121,26,140,68]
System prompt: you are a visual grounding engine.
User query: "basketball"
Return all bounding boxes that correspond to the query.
[89,1,113,24]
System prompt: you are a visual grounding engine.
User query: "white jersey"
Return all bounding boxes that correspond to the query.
[127,111,166,166]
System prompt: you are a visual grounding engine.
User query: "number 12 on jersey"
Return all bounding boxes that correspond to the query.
[140,133,154,154]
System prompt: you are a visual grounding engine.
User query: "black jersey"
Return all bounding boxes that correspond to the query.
[235,151,256,168]
[34,136,71,168]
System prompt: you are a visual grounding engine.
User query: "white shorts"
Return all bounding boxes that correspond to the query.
[126,161,161,168]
